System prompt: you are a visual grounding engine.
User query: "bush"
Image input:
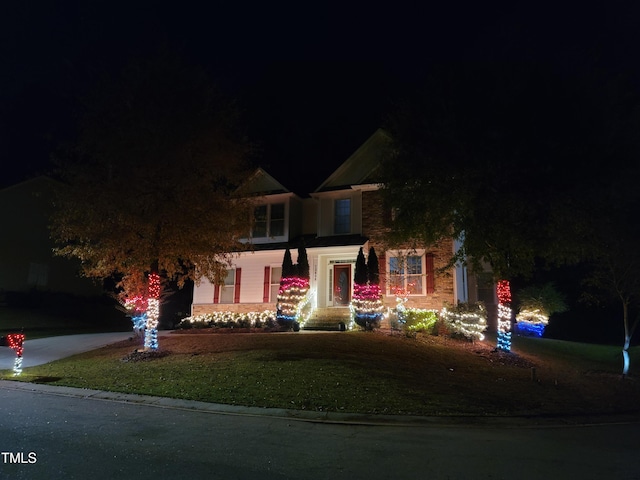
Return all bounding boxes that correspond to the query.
[439,303,487,341]
[177,311,277,330]
[404,309,438,334]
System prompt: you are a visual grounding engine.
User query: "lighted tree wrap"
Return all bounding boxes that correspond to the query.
[276,246,309,328]
[496,280,512,351]
[144,272,161,350]
[352,247,383,330]
[7,333,25,376]
[49,48,254,351]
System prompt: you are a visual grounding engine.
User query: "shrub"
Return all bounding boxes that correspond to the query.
[177,311,277,330]
[404,309,438,334]
[439,303,487,341]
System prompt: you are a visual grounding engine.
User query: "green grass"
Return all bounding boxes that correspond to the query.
[3,331,640,418]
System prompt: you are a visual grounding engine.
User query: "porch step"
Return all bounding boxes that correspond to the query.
[302,308,351,331]
[302,318,348,331]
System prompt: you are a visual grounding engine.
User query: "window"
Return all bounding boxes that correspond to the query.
[270,266,282,302]
[334,198,351,234]
[388,253,435,295]
[253,203,285,238]
[219,269,236,303]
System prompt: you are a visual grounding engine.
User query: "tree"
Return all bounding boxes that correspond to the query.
[50,48,254,350]
[353,247,383,330]
[276,246,309,328]
[281,248,295,277]
[581,167,640,376]
[297,242,309,280]
[367,247,379,286]
[381,61,640,352]
[354,247,368,285]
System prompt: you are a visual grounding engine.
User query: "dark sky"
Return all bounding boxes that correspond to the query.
[2,2,639,193]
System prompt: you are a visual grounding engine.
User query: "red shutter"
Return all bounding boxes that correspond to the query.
[378,252,386,295]
[233,268,242,303]
[263,266,271,302]
[213,284,220,304]
[426,253,435,294]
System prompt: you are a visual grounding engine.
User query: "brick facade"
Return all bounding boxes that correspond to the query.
[361,190,456,311]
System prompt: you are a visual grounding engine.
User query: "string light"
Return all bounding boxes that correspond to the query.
[515,308,548,337]
[182,310,277,328]
[496,280,512,351]
[352,283,384,326]
[143,272,161,350]
[440,306,487,341]
[276,276,309,323]
[7,333,25,376]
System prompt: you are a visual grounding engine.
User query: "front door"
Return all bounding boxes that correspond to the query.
[333,264,351,306]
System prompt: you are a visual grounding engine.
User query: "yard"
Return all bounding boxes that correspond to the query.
[3,328,640,419]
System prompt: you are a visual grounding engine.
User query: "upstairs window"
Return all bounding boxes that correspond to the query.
[334,198,351,234]
[253,203,285,238]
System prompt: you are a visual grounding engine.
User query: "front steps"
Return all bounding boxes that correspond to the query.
[302,307,351,331]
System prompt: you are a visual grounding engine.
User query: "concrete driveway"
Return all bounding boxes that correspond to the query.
[0,331,138,369]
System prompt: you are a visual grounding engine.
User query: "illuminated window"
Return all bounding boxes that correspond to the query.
[388,253,435,295]
[334,198,351,234]
[253,203,285,238]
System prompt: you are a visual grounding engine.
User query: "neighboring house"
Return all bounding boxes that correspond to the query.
[0,176,103,302]
[191,129,496,326]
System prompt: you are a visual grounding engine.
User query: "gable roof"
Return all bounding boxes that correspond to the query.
[240,167,291,195]
[314,128,392,192]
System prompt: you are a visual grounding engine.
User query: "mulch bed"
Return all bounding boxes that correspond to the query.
[121,349,172,362]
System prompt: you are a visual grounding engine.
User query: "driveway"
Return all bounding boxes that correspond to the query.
[0,331,139,369]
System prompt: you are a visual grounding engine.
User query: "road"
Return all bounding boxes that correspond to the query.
[1,381,639,480]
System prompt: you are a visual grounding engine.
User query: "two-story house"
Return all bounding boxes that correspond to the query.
[191,129,495,327]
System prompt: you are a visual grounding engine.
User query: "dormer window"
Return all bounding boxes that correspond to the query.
[334,198,351,234]
[253,203,285,238]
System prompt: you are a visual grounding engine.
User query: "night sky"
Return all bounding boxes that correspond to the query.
[2,2,639,194]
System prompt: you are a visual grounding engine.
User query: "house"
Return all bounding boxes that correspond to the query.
[0,176,103,303]
[191,129,496,327]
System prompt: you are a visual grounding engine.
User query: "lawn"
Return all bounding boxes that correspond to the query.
[3,329,640,418]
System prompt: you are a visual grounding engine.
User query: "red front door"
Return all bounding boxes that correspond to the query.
[333,264,351,306]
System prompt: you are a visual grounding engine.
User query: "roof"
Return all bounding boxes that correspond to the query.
[246,234,368,252]
[314,128,392,192]
[239,167,291,195]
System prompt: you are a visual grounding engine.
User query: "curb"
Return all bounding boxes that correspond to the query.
[2,379,639,428]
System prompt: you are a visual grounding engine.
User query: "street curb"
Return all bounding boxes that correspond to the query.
[2,379,639,428]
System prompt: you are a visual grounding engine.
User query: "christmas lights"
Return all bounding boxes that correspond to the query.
[144,272,161,350]
[496,280,512,351]
[181,310,278,328]
[440,304,487,341]
[276,276,309,324]
[515,308,548,337]
[352,283,384,327]
[7,333,25,376]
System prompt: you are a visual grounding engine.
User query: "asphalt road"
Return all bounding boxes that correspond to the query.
[1,380,640,480]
